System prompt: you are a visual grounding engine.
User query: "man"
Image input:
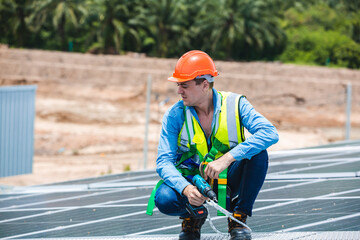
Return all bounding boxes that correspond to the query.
[148,50,279,240]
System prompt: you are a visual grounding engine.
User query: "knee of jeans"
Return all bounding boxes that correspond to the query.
[154,186,178,214]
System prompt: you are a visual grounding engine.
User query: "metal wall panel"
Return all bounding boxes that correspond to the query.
[0,85,37,177]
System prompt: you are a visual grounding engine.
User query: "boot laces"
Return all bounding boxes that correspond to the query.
[181,217,205,233]
[228,212,247,232]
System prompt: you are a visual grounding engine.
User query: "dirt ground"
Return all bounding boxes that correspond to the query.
[0,46,360,187]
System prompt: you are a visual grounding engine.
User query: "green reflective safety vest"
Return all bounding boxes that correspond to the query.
[146,91,245,216]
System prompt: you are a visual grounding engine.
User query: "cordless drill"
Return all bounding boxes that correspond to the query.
[192,174,217,202]
[188,175,252,232]
[185,174,217,218]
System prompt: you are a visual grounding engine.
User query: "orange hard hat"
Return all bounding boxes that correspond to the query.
[168,50,218,83]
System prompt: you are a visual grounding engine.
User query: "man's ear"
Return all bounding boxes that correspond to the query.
[203,80,209,91]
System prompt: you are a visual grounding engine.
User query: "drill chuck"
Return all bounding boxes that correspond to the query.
[203,188,217,201]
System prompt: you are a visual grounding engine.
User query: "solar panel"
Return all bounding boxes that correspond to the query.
[1,140,360,239]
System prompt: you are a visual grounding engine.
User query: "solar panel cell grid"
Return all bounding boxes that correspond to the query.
[0,140,359,239]
[0,210,45,221]
[299,216,360,231]
[267,163,327,173]
[296,161,360,173]
[0,191,96,208]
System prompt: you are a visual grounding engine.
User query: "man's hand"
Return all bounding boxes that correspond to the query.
[204,152,235,180]
[182,184,207,206]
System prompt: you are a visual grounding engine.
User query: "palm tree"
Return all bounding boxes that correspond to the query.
[194,0,286,60]
[86,0,142,54]
[0,0,32,47]
[241,0,287,59]
[27,0,87,51]
[142,0,187,57]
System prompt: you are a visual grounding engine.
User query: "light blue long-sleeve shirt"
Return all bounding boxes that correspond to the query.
[156,88,279,195]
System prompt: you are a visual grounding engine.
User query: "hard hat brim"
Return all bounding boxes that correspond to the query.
[167,76,194,83]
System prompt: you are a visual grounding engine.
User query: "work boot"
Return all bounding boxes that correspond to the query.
[179,216,206,240]
[228,211,251,240]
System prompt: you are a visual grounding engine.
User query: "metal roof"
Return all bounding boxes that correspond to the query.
[1,140,360,239]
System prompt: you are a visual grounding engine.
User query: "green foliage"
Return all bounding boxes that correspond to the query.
[279,0,360,68]
[191,0,286,60]
[123,164,131,172]
[141,0,187,57]
[333,41,360,69]
[0,0,359,69]
[0,0,33,47]
[279,27,359,68]
[27,0,88,51]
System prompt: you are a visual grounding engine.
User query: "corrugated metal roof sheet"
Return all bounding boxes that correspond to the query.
[0,85,37,177]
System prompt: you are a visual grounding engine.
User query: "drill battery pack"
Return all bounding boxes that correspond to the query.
[185,203,208,219]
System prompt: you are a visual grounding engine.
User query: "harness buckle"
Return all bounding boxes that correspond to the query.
[199,161,207,179]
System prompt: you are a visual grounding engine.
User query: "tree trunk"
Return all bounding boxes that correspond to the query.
[15,0,28,47]
[59,14,67,51]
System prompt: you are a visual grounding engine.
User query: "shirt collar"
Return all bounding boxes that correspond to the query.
[212,88,222,114]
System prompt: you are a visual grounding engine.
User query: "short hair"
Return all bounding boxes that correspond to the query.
[194,78,214,89]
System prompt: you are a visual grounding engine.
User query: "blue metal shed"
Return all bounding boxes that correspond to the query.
[0,85,37,177]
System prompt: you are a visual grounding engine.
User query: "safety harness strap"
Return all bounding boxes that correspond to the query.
[146,180,164,216]
[203,146,229,216]
[178,167,199,177]
[217,170,227,216]
[175,144,197,168]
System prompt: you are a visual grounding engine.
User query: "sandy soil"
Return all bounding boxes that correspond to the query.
[0,46,359,186]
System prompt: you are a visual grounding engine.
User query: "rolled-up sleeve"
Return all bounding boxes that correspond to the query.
[229,97,279,161]
[156,103,191,195]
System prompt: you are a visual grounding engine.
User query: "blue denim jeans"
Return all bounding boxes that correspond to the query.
[155,150,269,217]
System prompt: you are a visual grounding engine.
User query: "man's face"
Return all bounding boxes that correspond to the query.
[177,80,206,106]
